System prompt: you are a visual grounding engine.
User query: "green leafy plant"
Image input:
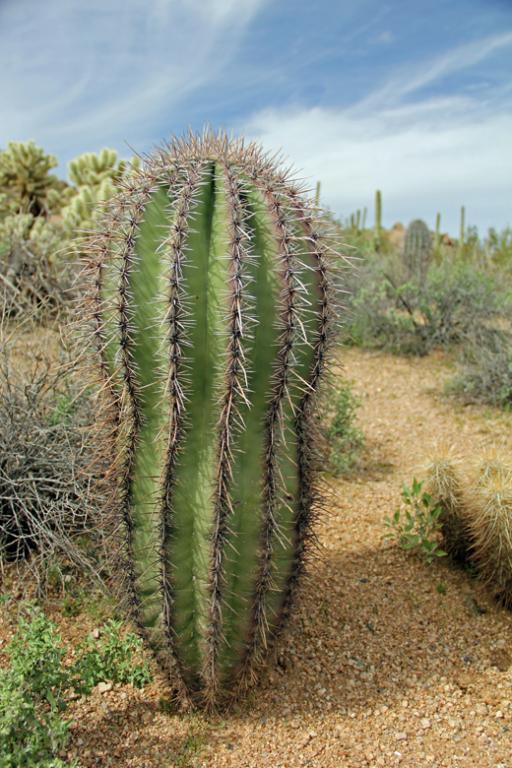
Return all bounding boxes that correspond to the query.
[384,479,448,564]
[323,380,364,475]
[0,606,152,768]
[0,607,74,768]
[72,619,152,695]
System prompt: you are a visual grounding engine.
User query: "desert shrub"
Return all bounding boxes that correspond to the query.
[321,379,364,475]
[0,605,152,768]
[71,619,152,695]
[0,214,70,317]
[384,479,447,564]
[449,327,512,408]
[344,255,508,356]
[0,320,101,586]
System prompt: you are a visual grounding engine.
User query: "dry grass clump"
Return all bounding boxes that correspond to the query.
[424,447,472,564]
[0,309,103,589]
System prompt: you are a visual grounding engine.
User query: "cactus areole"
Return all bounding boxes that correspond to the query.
[90,132,333,706]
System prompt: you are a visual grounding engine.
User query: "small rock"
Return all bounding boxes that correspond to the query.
[420,718,431,730]
[395,732,407,741]
[97,681,113,694]
[475,703,488,716]
[92,628,100,640]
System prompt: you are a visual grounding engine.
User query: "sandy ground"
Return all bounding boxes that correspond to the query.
[2,347,512,768]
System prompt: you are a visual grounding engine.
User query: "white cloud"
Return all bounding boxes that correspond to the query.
[244,33,512,233]
[0,0,266,154]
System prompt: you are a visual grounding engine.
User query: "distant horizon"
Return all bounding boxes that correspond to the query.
[2,0,511,233]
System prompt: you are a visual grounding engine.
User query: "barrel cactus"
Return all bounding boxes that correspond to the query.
[403,219,432,283]
[88,132,334,706]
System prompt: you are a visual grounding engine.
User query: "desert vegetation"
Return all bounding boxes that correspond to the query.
[1,139,512,766]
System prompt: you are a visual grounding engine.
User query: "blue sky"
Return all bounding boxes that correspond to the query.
[1,0,511,233]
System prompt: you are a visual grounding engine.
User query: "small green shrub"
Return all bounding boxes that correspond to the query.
[449,328,512,408]
[71,619,152,695]
[344,256,508,357]
[0,605,152,768]
[384,479,448,564]
[322,379,364,475]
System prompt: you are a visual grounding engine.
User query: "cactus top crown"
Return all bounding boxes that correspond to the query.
[89,131,335,706]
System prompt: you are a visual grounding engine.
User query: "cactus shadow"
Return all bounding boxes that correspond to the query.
[235,543,500,719]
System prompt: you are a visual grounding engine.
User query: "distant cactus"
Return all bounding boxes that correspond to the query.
[64,151,140,233]
[403,219,432,282]
[0,141,65,218]
[458,206,466,255]
[434,212,441,257]
[68,148,139,189]
[88,131,335,706]
[374,190,382,250]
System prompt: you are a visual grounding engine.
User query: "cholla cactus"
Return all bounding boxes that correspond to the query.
[0,141,65,217]
[88,131,336,706]
[403,219,432,283]
[68,148,139,189]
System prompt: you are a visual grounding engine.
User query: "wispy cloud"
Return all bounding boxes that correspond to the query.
[244,33,512,232]
[0,0,266,154]
[360,30,512,108]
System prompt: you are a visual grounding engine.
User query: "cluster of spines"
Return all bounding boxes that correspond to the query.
[86,131,338,707]
[426,447,512,608]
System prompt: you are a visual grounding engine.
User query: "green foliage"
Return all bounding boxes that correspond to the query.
[323,380,364,475]
[449,328,512,408]
[345,255,508,356]
[384,479,448,564]
[0,607,74,768]
[0,606,152,768]
[71,620,152,695]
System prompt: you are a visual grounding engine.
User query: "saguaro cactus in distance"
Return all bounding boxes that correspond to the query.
[403,219,432,283]
[89,132,335,706]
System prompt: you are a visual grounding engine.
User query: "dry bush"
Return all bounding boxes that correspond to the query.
[0,303,104,589]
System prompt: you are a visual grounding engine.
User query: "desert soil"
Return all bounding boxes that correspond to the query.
[2,347,512,768]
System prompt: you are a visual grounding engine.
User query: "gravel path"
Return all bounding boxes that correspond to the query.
[4,347,512,767]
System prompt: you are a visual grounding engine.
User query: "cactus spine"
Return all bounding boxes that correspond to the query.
[90,133,334,705]
[374,189,382,250]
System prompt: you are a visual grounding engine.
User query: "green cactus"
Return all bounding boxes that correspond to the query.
[68,148,140,189]
[0,141,66,218]
[374,189,382,250]
[90,132,334,706]
[458,205,466,256]
[403,219,432,283]
[434,212,441,257]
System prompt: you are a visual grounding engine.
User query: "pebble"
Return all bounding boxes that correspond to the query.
[97,681,113,694]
